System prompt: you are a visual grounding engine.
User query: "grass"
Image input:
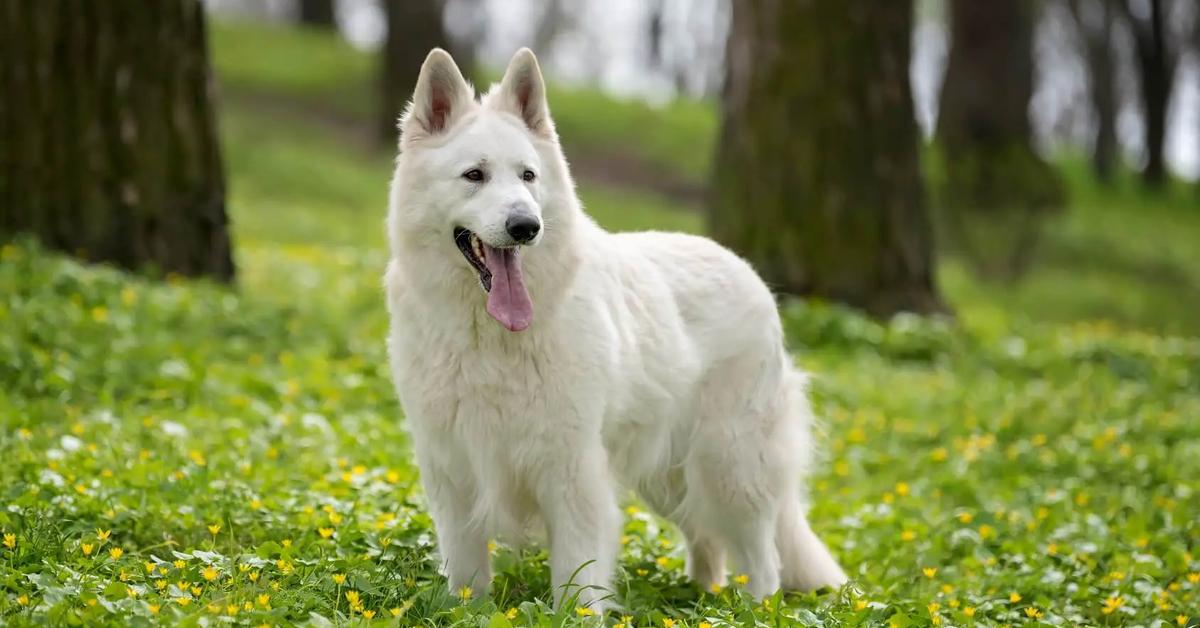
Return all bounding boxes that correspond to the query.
[0,15,1198,627]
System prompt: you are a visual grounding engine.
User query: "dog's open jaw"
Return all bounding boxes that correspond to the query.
[454,227,533,332]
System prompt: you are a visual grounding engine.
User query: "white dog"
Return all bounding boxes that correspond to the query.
[384,48,846,611]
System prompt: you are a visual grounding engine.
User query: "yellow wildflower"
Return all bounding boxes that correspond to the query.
[663,619,676,628]
[148,604,160,614]
[1025,607,1043,619]
[576,607,595,616]
[392,607,404,617]
[457,585,472,600]
[710,582,724,594]
[3,534,15,549]
[17,594,29,606]
[249,571,260,582]
[895,482,910,496]
[175,597,191,606]
[227,604,239,615]
[207,523,221,535]
[963,607,975,617]
[362,610,376,619]
[174,559,186,569]
[81,543,94,556]
[1177,616,1188,626]
[203,566,218,581]
[318,527,334,539]
[1188,573,1200,584]
[928,602,941,614]
[733,573,750,586]
[1009,592,1021,603]
[257,593,270,607]
[956,512,973,524]
[901,530,917,542]
[96,529,111,541]
[923,567,938,578]
[855,599,869,611]
[1101,596,1123,614]
[108,547,123,559]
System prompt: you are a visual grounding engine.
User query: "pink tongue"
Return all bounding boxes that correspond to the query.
[482,245,533,332]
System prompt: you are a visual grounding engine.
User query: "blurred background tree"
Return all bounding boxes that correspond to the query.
[710,1,944,317]
[932,0,1065,280]
[1070,0,1118,182]
[297,0,337,30]
[1117,0,1181,188]
[379,0,465,143]
[0,0,234,280]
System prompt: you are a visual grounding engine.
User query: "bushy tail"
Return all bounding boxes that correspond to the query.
[777,368,847,590]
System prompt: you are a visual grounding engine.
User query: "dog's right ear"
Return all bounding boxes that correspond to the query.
[400,49,474,143]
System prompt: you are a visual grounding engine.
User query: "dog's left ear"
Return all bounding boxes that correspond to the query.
[495,48,553,137]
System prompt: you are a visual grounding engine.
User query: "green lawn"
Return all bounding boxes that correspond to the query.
[0,16,1198,628]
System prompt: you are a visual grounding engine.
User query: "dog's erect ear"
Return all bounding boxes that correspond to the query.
[401,48,473,142]
[495,48,552,136]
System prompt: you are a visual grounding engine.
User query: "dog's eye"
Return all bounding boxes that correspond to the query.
[522,169,536,182]
[462,169,484,182]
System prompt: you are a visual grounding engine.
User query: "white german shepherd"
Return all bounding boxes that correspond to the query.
[385,48,846,611]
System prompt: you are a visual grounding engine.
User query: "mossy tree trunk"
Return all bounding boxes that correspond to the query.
[934,0,1064,279]
[379,0,463,144]
[709,1,944,317]
[0,0,234,281]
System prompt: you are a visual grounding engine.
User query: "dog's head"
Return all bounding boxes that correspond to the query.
[391,48,565,333]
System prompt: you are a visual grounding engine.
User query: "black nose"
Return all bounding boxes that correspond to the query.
[505,214,541,243]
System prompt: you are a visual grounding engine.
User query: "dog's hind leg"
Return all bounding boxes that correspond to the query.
[777,498,847,591]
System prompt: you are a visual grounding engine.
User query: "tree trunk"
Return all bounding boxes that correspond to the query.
[934,0,1064,279]
[1119,0,1176,187]
[379,0,462,144]
[1072,0,1118,182]
[297,0,336,30]
[0,0,234,280]
[709,1,945,317]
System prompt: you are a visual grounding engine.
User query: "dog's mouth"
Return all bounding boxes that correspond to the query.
[454,227,493,291]
[453,227,533,332]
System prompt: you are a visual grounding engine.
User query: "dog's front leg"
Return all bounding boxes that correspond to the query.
[535,445,620,613]
[422,464,490,598]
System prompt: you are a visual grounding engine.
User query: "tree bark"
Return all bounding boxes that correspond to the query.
[1118,0,1177,187]
[379,0,463,144]
[297,0,336,30]
[709,1,945,317]
[1071,0,1118,182]
[935,0,1065,278]
[0,0,234,281]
